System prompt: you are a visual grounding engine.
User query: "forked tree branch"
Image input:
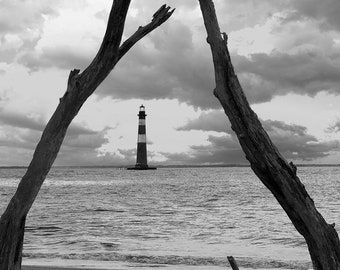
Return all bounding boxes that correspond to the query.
[117,4,175,63]
[76,4,175,101]
[0,2,174,269]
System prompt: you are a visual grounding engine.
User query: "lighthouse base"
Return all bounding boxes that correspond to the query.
[127,165,157,170]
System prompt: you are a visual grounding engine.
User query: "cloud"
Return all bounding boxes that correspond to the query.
[289,0,340,30]
[176,110,339,164]
[0,110,97,136]
[8,1,108,70]
[0,0,60,63]
[161,134,247,165]
[326,119,340,133]
[54,151,132,167]
[0,110,45,131]
[0,110,115,166]
[0,0,58,34]
[104,1,340,107]
[62,129,108,150]
[64,8,340,108]
[12,3,219,109]
[11,0,340,110]
[233,49,340,103]
[263,120,339,160]
[177,110,229,133]
[18,46,91,72]
[2,0,340,167]
[216,0,288,33]
[132,1,198,13]
[97,20,219,109]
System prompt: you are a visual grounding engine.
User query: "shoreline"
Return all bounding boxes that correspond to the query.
[22,258,312,270]
[22,264,239,270]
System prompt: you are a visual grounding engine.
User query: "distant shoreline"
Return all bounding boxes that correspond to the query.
[1,164,340,169]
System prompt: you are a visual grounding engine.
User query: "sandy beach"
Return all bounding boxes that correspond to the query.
[22,259,222,270]
[22,263,242,270]
[23,267,105,270]
[22,265,294,270]
[22,265,282,270]
[22,262,237,270]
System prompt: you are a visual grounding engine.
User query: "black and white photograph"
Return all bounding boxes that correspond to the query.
[0,1,340,269]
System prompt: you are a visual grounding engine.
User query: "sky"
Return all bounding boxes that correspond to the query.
[1,0,340,166]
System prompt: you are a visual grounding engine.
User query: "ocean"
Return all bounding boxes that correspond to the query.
[0,166,339,270]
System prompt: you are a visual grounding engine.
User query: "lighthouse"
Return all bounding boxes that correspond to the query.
[127,105,156,170]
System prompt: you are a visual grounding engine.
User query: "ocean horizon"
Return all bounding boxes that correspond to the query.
[1,163,340,169]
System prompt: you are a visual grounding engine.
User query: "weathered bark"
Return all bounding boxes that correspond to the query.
[227,256,240,270]
[198,0,340,269]
[0,2,173,269]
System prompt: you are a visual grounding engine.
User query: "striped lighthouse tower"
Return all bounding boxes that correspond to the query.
[128,105,156,170]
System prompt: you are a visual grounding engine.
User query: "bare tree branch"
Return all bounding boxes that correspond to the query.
[198,0,340,269]
[0,2,173,269]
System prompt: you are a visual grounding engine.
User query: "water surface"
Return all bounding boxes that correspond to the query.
[1,166,339,269]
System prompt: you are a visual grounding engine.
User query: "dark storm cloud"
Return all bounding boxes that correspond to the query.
[176,111,339,164]
[0,125,114,166]
[0,107,138,166]
[0,110,96,136]
[16,9,219,109]
[10,0,340,110]
[189,135,246,164]
[217,0,287,32]
[0,111,44,131]
[177,110,229,133]
[98,20,218,109]
[161,134,247,165]
[0,124,102,152]
[289,0,340,30]
[63,129,108,150]
[263,120,339,160]
[18,46,92,72]
[234,50,340,102]
[55,134,136,167]
[27,22,340,109]
[0,110,113,165]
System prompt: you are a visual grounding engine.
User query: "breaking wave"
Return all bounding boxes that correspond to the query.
[23,253,312,270]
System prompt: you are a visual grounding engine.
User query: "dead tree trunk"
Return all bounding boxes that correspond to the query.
[0,2,174,269]
[198,0,340,269]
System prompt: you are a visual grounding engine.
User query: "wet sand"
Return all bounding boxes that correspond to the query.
[22,264,288,270]
[23,267,107,270]
[22,257,306,270]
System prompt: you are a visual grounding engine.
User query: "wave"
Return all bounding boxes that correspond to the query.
[26,226,62,232]
[23,252,312,269]
[87,208,125,213]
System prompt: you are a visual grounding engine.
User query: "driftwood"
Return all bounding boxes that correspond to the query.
[198,0,340,269]
[0,2,173,269]
[227,256,240,270]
